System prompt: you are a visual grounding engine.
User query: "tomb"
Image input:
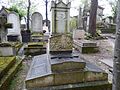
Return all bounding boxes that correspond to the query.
[74,40,99,53]
[25,0,111,90]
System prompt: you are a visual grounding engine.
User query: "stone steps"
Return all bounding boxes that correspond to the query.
[0,58,22,90]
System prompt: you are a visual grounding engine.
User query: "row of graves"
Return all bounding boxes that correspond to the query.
[25,1,112,90]
[0,7,23,89]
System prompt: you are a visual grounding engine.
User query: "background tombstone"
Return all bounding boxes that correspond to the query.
[78,7,83,29]
[7,12,22,42]
[31,12,43,32]
[51,0,71,34]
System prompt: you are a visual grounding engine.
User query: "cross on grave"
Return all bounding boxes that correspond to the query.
[0,15,12,42]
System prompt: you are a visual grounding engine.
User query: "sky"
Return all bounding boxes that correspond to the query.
[0,0,113,20]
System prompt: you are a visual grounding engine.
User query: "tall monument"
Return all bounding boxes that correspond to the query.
[51,0,71,34]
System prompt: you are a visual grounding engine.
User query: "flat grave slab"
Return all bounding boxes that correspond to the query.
[100,59,113,68]
[26,54,51,80]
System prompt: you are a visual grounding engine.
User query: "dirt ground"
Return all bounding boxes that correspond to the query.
[9,39,114,90]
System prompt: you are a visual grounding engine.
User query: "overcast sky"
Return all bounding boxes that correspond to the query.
[0,0,113,19]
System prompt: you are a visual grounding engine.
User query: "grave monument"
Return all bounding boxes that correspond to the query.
[25,0,111,90]
[31,12,43,42]
[7,12,22,42]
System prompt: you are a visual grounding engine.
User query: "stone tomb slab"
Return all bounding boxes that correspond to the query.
[26,54,51,80]
[26,53,110,90]
[74,40,99,53]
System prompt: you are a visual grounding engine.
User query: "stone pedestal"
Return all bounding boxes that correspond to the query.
[74,40,99,53]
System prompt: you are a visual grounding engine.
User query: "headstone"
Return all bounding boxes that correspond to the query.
[7,12,22,42]
[73,29,85,40]
[31,12,43,32]
[51,0,71,34]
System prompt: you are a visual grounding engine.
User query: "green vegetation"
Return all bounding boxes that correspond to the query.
[0,57,16,72]
[32,32,44,37]
[28,42,45,47]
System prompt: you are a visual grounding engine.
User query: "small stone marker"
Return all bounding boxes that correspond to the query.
[73,29,85,40]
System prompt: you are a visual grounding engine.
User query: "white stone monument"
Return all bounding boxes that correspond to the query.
[51,0,71,34]
[7,12,22,42]
[31,12,43,32]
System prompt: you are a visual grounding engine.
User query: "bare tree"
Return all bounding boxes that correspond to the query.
[113,0,120,90]
[88,0,98,37]
[27,0,31,31]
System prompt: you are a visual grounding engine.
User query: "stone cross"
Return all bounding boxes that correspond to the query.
[0,15,12,42]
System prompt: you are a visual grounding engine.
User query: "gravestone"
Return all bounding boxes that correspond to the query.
[73,29,85,40]
[31,12,43,41]
[7,12,22,42]
[31,12,43,32]
[51,0,71,34]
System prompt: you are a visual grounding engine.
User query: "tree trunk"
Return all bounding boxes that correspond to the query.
[113,1,120,90]
[27,0,31,31]
[88,0,98,36]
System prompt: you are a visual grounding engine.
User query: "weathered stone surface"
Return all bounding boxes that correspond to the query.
[74,40,99,53]
[7,12,22,42]
[24,42,46,56]
[73,30,85,40]
[31,12,43,32]
[0,43,16,56]
[26,75,54,89]
[51,57,86,72]
[51,1,71,34]
[54,71,85,85]
[26,54,109,89]
[50,34,72,52]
